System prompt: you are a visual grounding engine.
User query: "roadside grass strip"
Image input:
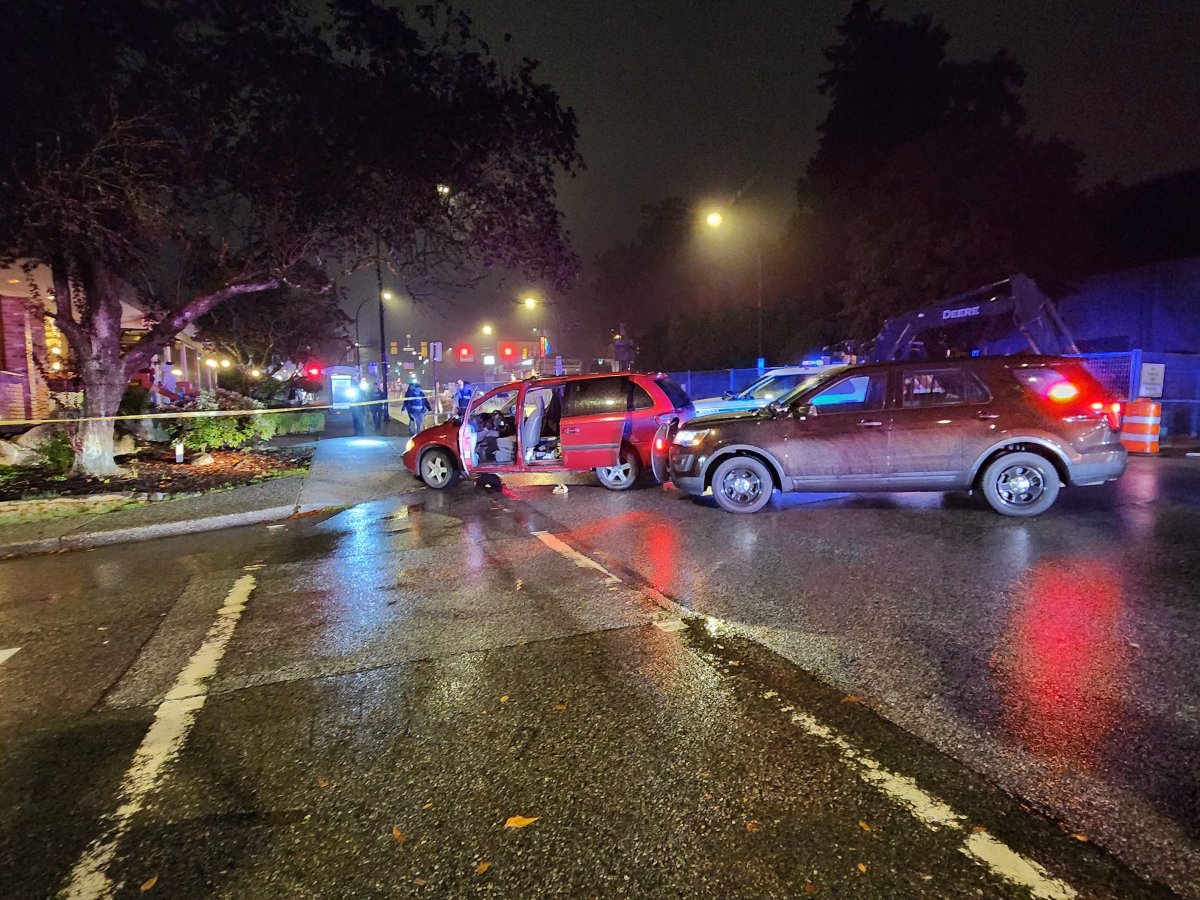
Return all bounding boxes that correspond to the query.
[59,569,259,899]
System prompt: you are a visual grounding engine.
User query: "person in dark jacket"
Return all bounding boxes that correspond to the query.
[404,381,430,435]
[371,383,388,431]
[455,380,473,417]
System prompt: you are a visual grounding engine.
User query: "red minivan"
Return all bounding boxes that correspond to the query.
[402,372,693,491]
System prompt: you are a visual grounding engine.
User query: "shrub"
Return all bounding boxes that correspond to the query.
[36,432,75,474]
[171,389,265,451]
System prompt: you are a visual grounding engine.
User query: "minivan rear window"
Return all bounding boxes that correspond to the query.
[654,377,692,409]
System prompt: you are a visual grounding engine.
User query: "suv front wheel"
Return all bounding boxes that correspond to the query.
[980,451,1060,517]
[711,456,774,514]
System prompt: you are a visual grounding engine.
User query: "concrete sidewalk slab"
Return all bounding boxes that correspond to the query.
[295,433,422,511]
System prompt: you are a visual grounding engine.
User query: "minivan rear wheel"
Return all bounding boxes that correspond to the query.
[596,446,640,491]
[711,456,774,514]
[980,451,1060,517]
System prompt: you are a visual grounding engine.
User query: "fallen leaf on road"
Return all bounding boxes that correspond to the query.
[505,815,538,828]
[857,863,868,874]
[970,825,987,834]
[804,882,818,895]
[1073,833,1088,842]
[515,579,524,591]
[475,861,491,875]
[317,777,329,789]
[422,802,433,810]
[500,695,509,703]
[413,877,427,886]
[858,820,872,832]
[554,702,567,711]
[729,660,741,666]
[842,695,865,703]
[746,820,760,832]
[140,874,158,892]
[391,825,408,844]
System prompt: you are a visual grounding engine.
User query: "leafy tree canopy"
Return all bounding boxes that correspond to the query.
[0,0,581,473]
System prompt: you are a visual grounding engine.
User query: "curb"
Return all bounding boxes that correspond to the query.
[0,504,309,559]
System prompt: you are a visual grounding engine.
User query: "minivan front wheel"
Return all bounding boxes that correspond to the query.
[711,456,774,514]
[420,447,460,490]
[980,452,1060,517]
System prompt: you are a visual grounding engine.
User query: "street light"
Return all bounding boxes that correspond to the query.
[703,207,764,367]
[523,296,538,309]
[482,323,494,336]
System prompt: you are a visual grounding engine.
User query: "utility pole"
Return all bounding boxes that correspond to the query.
[375,233,389,415]
[756,245,764,370]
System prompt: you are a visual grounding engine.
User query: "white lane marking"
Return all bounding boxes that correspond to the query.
[536,531,1077,900]
[60,571,258,900]
[533,531,622,584]
[790,710,1076,899]
[0,647,19,666]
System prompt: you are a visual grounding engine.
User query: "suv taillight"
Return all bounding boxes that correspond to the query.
[1091,400,1122,431]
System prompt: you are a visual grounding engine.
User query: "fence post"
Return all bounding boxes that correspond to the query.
[1130,348,1143,399]
[729,370,736,393]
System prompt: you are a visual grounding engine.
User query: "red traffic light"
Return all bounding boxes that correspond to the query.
[501,343,516,358]
[306,364,322,377]
[458,345,472,358]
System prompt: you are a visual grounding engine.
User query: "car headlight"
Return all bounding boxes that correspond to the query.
[673,429,710,446]
[405,437,415,453]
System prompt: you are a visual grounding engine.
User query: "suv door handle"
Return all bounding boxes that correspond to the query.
[563,426,581,435]
[974,412,1000,420]
[857,420,884,428]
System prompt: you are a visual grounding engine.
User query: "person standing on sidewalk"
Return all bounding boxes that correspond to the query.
[371,382,387,431]
[403,380,430,436]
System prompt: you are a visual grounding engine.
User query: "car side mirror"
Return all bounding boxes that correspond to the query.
[722,390,735,399]
[793,404,815,418]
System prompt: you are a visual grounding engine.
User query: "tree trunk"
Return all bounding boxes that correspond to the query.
[73,280,128,477]
[75,373,127,476]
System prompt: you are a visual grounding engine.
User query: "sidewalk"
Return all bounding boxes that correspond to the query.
[0,411,425,558]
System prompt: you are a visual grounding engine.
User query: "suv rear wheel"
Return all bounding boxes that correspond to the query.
[711,456,774,514]
[980,451,1060,517]
[420,447,460,490]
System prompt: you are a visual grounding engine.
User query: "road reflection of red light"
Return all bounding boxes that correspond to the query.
[560,511,682,594]
[995,556,1130,770]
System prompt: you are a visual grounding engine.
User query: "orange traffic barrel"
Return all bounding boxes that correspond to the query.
[1120,398,1161,453]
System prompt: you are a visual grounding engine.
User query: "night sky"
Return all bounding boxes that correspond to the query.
[362,0,1200,355]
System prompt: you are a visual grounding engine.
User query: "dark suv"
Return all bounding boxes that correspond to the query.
[667,357,1127,516]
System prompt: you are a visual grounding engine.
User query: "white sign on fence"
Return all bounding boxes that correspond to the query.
[1139,363,1165,398]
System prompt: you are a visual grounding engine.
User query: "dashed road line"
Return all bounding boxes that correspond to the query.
[60,569,259,899]
[534,529,1079,900]
[0,646,20,666]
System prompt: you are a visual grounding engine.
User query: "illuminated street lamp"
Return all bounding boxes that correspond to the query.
[523,296,538,309]
[482,323,494,336]
[703,207,764,367]
[220,359,232,368]
[205,358,218,369]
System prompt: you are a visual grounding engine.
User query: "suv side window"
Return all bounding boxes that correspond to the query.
[901,368,989,407]
[563,377,631,416]
[809,374,886,413]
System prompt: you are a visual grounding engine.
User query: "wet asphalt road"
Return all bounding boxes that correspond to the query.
[0,456,1195,898]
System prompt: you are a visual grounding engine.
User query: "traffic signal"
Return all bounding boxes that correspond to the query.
[306,363,322,377]
[458,345,474,363]
[500,343,516,360]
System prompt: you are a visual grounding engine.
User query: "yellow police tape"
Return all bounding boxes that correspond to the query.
[0,399,402,428]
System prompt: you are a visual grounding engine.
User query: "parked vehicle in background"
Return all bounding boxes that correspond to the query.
[402,372,692,491]
[691,365,826,417]
[667,357,1126,516]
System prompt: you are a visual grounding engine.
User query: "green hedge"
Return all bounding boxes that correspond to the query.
[170,390,325,451]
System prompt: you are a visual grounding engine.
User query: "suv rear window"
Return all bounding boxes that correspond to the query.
[902,368,990,407]
[654,377,691,410]
[1013,365,1106,399]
